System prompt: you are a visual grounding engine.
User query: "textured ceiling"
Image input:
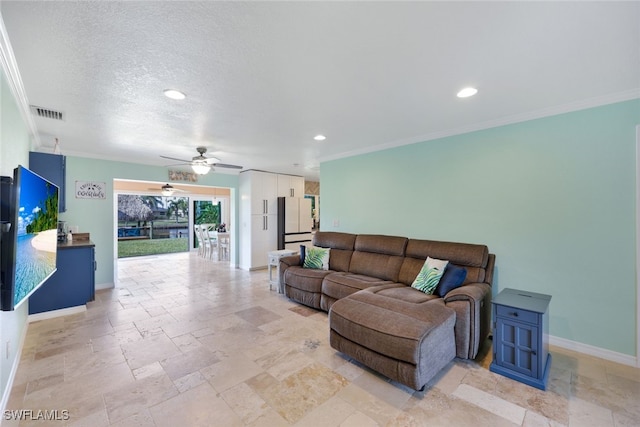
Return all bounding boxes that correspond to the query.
[1,2,639,181]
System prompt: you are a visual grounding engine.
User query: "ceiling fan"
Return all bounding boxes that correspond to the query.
[160,146,243,175]
[147,183,186,196]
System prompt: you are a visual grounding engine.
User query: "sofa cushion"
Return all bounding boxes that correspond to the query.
[405,239,488,267]
[398,239,489,285]
[346,235,408,282]
[284,266,333,293]
[313,232,356,272]
[322,272,394,301]
[303,246,330,270]
[411,257,448,294]
[435,264,467,297]
[354,234,408,256]
[329,291,455,365]
[349,251,405,282]
[371,284,439,304]
[313,231,356,250]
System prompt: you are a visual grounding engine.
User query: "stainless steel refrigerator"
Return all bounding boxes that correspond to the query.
[277,197,313,250]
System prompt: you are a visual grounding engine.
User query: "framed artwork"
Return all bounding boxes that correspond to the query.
[169,170,198,182]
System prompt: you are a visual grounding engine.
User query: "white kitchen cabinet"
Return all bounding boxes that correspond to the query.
[277,174,304,198]
[239,170,280,270]
[248,171,278,215]
[248,213,277,269]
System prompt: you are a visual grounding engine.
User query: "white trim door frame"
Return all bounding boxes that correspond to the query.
[636,125,640,367]
[113,187,120,287]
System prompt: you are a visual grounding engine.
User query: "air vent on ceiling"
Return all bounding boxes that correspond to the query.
[30,105,64,121]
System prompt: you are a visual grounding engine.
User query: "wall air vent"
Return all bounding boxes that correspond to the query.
[30,105,64,121]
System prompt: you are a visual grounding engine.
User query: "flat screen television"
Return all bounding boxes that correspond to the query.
[1,165,59,311]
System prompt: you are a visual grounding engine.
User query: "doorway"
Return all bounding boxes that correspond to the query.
[113,179,234,256]
[116,194,189,258]
[192,199,220,251]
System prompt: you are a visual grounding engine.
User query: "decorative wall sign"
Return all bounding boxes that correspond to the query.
[169,170,198,182]
[305,181,320,195]
[75,181,106,199]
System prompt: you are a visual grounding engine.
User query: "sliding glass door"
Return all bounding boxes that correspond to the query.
[191,199,221,250]
[116,194,189,258]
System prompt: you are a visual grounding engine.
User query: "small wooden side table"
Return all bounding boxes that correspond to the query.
[267,249,296,293]
[490,288,552,390]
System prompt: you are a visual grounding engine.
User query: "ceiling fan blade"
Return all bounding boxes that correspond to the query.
[163,162,190,167]
[212,163,243,170]
[162,150,240,170]
[147,188,185,192]
[160,155,192,163]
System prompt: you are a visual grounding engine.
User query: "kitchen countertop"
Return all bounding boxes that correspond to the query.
[58,239,95,249]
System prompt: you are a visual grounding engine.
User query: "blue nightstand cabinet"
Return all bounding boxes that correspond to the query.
[490,288,551,390]
[29,151,66,212]
[29,242,96,315]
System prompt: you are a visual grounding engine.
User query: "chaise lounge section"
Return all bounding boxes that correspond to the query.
[279,231,495,390]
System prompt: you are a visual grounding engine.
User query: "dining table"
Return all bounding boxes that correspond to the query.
[208,231,230,261]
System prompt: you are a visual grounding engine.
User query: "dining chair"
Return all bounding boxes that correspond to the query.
[217,233,230,261]
[206,228,219,260]
[197,224,213,259]
[194,225,205,257]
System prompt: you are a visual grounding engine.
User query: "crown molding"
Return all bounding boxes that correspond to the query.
[0,11,41,147]
[319,89,640,164]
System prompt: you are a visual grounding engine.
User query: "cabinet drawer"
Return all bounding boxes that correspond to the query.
[496,305,538,324]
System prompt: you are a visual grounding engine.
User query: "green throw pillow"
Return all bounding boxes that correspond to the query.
[411,257,449,294]
[303,246,330,270]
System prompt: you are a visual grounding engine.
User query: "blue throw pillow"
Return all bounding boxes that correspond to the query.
[299,245,306,266]
[435,264,467,297]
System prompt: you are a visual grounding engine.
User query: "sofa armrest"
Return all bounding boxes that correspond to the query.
[444,282,491,359]
[279,255,301,285]
[280,255,300,267]
[444,282,490,304]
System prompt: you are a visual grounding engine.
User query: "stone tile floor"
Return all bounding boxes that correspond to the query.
[4,252,640,426]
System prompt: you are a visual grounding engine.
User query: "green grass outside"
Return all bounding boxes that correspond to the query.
[118,238,189,258]
[118,219,189,228]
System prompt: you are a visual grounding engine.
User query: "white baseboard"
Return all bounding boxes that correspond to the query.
[28,305,86,323]
[549,335,638,367]
[95,282,114,290]
[0,318,27,419]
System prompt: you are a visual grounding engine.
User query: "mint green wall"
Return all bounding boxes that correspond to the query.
[320,99,639,356]
[0,69,31,404]
[60,157,239,287]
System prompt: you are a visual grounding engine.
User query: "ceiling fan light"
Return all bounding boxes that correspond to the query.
[161,184,175,196]
[192,163,211,175]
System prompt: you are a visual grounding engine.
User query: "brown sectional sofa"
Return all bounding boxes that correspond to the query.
[279,231,495,390]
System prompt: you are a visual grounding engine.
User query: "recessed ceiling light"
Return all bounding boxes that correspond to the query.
[163,89,186,100]
[314,135,326,141]
[457,87,478,98]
